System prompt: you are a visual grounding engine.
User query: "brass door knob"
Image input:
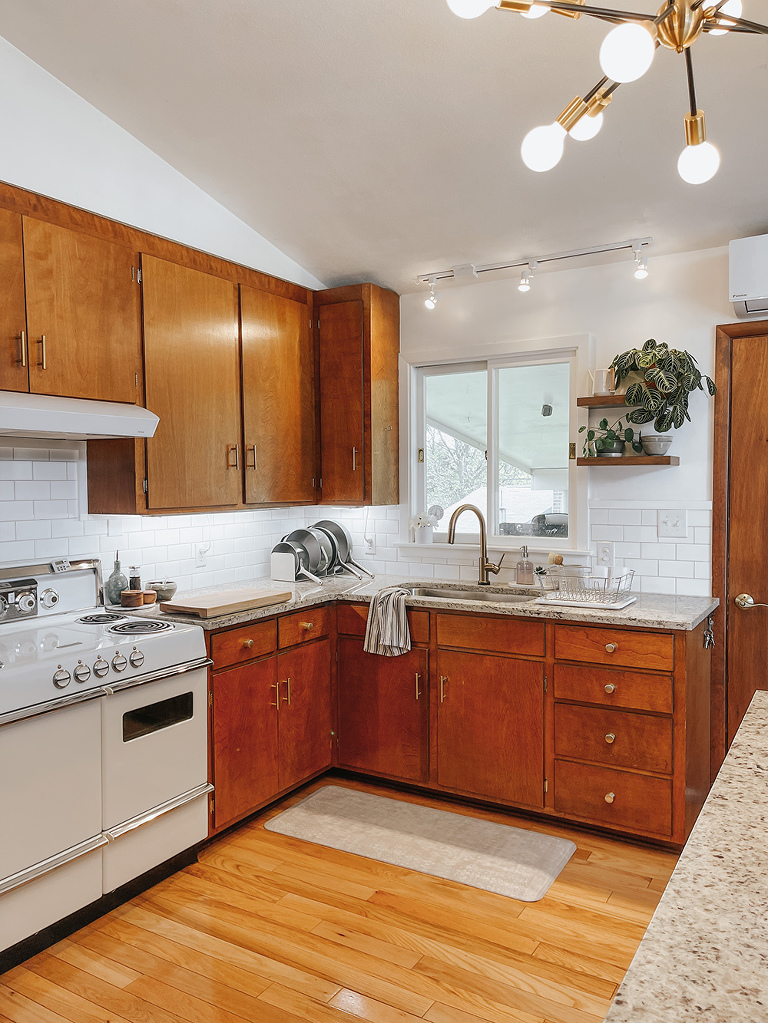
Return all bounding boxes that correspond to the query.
[300,622,314,630]
[605,792,615,804]
[605,732,616,744]
[604,683,616,693]
[605,643,617,653]
[243,638,254,649]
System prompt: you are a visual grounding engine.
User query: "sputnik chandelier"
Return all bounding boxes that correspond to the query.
[446,0,767,183]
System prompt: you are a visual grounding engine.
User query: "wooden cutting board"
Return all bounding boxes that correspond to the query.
[160,587,293,618]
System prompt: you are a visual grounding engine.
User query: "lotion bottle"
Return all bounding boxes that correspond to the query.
[516,545,534,586]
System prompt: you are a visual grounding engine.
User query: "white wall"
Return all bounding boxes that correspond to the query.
[396,246,732,596]
[0,36,323,291]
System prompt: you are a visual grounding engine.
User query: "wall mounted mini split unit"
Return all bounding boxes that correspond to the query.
[730,234,768,319]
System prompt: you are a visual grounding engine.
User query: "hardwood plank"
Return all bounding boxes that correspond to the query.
[328,987,430,1022]
[2,967,134,1023]
[0,984,74,1023]
[530,945,625,988]
[425,1003,543,1023]
[309,922,422,970]
[125,974,296,1023]
[51,945,141,989]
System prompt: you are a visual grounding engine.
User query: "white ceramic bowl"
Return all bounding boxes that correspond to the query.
[641,434,673,456]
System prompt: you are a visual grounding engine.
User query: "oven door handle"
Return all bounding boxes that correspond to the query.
[103,656,212,695]
[103,782,214,842]
[0,833,108,897]
[0,686,108,728]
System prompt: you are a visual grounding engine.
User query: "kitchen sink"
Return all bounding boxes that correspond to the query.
[405,585,538,604]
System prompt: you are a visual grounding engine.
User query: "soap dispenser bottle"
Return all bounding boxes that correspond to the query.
[516,545,534,586]
[105,551,128,606]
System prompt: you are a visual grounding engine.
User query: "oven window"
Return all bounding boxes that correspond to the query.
[122,692,194,742]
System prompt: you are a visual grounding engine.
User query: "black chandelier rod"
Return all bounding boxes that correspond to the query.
[543,0,768,36]
[684,48,697,118]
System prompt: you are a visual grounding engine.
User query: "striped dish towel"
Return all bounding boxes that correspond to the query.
[363,586,411,657]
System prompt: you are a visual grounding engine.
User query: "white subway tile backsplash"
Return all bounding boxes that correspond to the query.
[33,500,70,519]
[640,543,674,560]
[0,462,32,480]
[624,558,657,576]
[658,560,695,578]
[694,526,712,546]
[0,523,15,542]
[589,509,609,525]
[608,509,642,526]
[695,562,712,580]
[16,521,52,540]
[15,447,48,461]
[0,501,33,520]
[32,462,67,481]
[675,544,710,562]
[640,577,676,595]
[676,579,711,597]
[641,509,657,526]
[622,526,658,543]
[0,540,36,563]
[615,542,642,559]
[591,525,624,542]
[16,482,51,501]
[0,447,14,461]
[49,481,78,501]
[0,482,15,501]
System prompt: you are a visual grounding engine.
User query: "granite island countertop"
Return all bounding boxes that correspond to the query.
[604,689,768,1022]
[127,574,718,632]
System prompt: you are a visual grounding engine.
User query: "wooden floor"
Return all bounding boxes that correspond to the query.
[0,778,677,1023]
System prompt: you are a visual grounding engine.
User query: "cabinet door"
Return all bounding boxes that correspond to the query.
[277,638,332,790]
[241,286,315,504]
[142,255,241,509]
[318,301,365,503]
[437,650,544,807]
[0,209,29,392]
[337,637,428,782]
[23,218,140,402]
[212,657,279,829]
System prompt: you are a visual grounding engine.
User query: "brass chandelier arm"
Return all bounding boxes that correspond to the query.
[712,15,768,35]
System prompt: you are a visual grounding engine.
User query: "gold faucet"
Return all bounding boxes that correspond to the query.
[447,504,505,585]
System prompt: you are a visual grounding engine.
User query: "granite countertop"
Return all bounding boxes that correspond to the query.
[604,689,768,1022]
[128,573,718,632]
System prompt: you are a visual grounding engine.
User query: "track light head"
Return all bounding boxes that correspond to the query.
[634,256,648,280]
[425,279,439,309]
[518,262,536,292]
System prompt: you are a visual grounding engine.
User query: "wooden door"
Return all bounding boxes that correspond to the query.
[337,637,428,782]
[212,657,279,829]
[277,639,332,790]
[142,255,241,509]
[436,650,544,807]
[0,209,29,392]
[241,286,315,504]
[318,301,365,503]
[23,218,140,402]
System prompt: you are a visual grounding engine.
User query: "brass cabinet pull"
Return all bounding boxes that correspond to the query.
[282,678,291,705]
[415,672,421,700]
[352,446,358,471]
[37,335,47,370]
[271,680,280,709]
[300,621,314,630]
[226,444,240,469]
[604,683,616,694]
[440,675,448,702]
[605,642,617,653]
[246,445,257,469]
[17,330,26,368]
[604,791,615,804]
[605,732,616,744]
[242,638,254,650]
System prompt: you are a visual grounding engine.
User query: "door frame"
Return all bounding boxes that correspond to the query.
[711,318,768,780]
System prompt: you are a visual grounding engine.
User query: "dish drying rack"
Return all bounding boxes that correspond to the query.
[535,565,636,610]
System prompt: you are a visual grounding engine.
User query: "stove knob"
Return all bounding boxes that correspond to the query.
[17,592,36,613]
[40,588,59,609]
[53,667,71,689]
[0,595,7,618]
[129,648,145,668]
[73,662,91,683]
[93,657,110,678]
[111,653,127,673]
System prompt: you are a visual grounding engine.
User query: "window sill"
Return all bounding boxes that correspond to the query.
[393,541,592,559]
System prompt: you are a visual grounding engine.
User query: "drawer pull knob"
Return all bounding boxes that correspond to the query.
[605,643,617,653]
[243,639,254,649]
[300,622,314,630]
[605,683,616,694]
[605,732,616,744]
[605,791,615,803]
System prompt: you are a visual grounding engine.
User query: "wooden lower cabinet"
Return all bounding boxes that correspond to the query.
[277,638,332,790]
[337,637,428,782]
[436,649,545,808]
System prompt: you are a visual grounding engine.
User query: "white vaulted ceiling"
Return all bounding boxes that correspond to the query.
[0,0,765,294]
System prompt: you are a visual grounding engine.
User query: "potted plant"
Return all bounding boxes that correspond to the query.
[409,512,438,543]
[610,339,716,433]
[579,416,644,457]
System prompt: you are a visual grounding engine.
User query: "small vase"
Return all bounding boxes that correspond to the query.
[414,525,433,545]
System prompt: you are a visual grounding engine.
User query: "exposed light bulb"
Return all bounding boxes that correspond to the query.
[677,141,720,184]
[569,111,604,142]
[599,23,655,83]
[709,0,742,34]
[521,2,549,18]
[634,257,648,280]
[521,122,566,172]
[446,0,496,18]
[518,269,531,292]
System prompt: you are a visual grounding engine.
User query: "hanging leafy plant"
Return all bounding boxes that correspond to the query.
[610,339,716,433]
[578,416,643,457]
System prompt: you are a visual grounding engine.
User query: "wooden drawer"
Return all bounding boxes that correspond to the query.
[554,703,672,774]
[554,624,674,672]
[555,759,672,837]
[210,618,276,670]
[278,605,333,649]
[437,613,544,657]
[337,603,430,645]
[554,664,673,714]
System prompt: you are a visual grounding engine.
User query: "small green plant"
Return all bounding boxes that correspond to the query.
[610,339,716,433]
[579,416,644,457]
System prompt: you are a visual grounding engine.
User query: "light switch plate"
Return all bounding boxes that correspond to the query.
[658,510,688,538]
[597,541,615,568]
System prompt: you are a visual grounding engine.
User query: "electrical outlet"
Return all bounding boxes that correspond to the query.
[597,541,615,568]
[195,542,211,568]
[658,510,687,539]
[363,537,376,556]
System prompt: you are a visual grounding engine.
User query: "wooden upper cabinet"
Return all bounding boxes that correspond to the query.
[142,255,242,510]
[23,218,141,402]
[315,283,399,506]
[0,209,28,392]
[240,286,315,504]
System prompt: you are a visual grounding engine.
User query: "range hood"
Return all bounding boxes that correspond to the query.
[0,391,159,440]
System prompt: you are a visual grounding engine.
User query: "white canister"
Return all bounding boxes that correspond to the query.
[590,368,615,395]
[414,525,433,545]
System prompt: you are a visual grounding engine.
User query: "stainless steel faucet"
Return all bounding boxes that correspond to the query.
[447,504,505,585]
